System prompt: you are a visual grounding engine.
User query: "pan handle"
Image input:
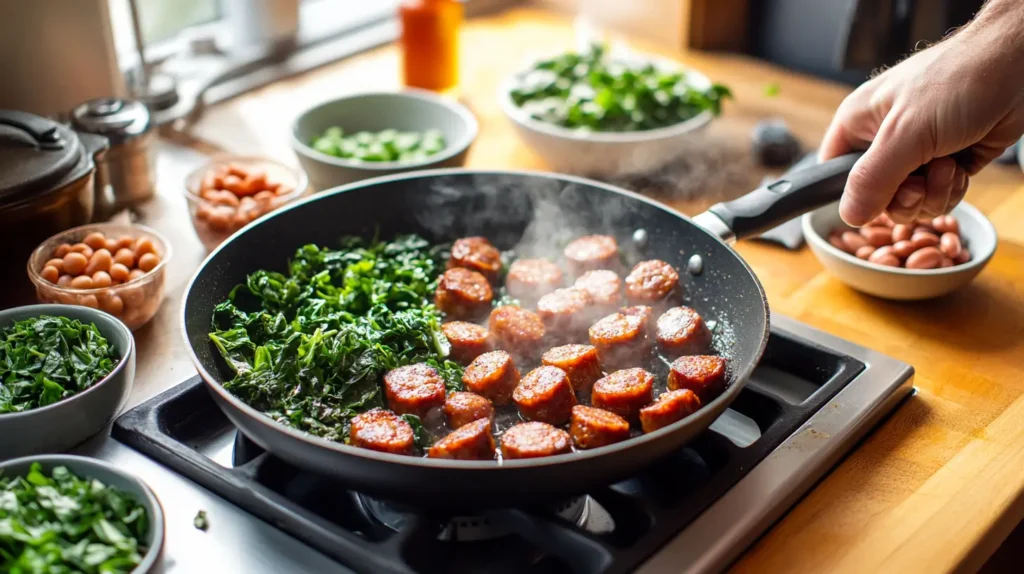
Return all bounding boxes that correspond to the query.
[695,152,863,242]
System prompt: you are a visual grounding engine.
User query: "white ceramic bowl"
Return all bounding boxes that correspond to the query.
[802,201,997,300]
[499,55,716,178]
[291,90,478,191]
[0,454,164,572]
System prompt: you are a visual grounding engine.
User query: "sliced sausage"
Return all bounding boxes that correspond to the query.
[435,268,493,320]
[620,305,654,336]
[574,269,623,314]
[588,312,650,370]
[563,234,619,275]
[570,405,631,449]
[541,344,603,393]
[624,259,679,305]
[591,368,655,421]
[441,321,492,364]
[513,366,577,425]
[462,350,521,406]
[428,418,496,460]
[349,409,415,455]
[505,258,563,303]
[443,391,495,429]
[536,287,594,340]
[383,363,446,416]
[488,306,546,359]
[656,306,712,357]
[667,355,728,403]
[640,389,702,433]
[448,236,503,283]
[500,422,572,459]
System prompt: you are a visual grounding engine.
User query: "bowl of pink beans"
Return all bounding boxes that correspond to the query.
[801,201,997,300]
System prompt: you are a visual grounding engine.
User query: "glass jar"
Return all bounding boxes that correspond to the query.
[399,0,462,92]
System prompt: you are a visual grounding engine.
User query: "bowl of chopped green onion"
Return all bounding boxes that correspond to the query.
[0,455,164,573]
[500,44,731,177]
[291,90,479,191]
[0,305,135,459]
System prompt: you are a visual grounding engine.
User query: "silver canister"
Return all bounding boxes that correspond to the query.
[71,98,155,215]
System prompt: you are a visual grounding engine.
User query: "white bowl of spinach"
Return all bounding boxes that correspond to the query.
[0,455,164,573]
[499,44,731,177]
[0,305,135,458]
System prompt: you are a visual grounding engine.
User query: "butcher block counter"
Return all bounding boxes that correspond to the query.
[162,6,1024,573]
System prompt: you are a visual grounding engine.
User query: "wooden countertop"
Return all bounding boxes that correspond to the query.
[154,6,1024,572]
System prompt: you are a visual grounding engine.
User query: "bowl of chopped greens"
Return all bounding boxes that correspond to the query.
[500,44,731,177]
[0,305,135,459]
[291,90,478,190]
[0,455,164,572]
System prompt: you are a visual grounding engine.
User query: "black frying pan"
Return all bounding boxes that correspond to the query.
[181,152,862,509]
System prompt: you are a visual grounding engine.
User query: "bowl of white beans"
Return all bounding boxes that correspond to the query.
[801,201,997,300]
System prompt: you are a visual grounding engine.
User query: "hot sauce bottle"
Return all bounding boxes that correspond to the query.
[399,0,462,92]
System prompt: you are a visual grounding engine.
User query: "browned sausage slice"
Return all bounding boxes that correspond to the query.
[536,287,594,340]
[513,366,577,425]
[442,321,492,364]
[656,306,712,356]
[620,305,654,336]
[541,344,603,393]
[383,363,446,416]
[435,268,493,320]
[428,418,496,460]
[563,235,619,275]
[462,350,521,405]
[588,311,650,370]
[349,408,415,455]
[505,258,563,303]
[500,422,572,459]
[443,391,495,429]
[667,355,727,403]
[625,260,679,305]
[640,389,702,433]
[570,405,631,449]
[488,306,546,359]
[591,368,655,421]
[574,269,623,312]
[449,237,502,283]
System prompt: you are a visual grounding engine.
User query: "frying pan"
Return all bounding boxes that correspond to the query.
[181,152,862,509]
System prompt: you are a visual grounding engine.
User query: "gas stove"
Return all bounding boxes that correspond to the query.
[88,314,912,573]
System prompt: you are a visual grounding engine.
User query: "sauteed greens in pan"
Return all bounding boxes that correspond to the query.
[209,235,462,442]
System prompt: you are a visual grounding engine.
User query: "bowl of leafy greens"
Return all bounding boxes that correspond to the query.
[0,305,135,459]
[291,90,479,191]
[499,44,731,177]
[0,454,164,573]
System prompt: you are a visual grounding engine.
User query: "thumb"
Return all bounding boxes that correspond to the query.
[839,111,931,226]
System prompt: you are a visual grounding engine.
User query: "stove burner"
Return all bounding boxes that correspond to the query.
[356,495,591,542]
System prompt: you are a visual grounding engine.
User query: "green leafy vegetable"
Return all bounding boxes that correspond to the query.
[311,128,447,163]
[209,235,463,443]
[0,316,119,414]
[193,510,208,531]
[0,462,149,573]
[763,82,781,97]
[509,43,732,132]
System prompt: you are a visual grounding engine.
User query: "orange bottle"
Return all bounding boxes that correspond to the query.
[399,0,462,92]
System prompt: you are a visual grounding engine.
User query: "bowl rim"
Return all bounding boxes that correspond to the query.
[0,453,164,572]
[289,88,480,170]
[497,51,716,143]
[183,154,310,205]
[27,222,173,294]
[0,304,134,420]
[801,200,997,276]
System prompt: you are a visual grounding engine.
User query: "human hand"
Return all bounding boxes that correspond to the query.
[819,1,1024,226]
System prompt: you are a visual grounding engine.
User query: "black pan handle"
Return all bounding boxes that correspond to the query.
[703,152,863,240]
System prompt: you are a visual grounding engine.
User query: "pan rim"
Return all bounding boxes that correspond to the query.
[180,168,770,470]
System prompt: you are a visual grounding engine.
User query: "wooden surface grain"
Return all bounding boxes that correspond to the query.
[173,7,1024,572]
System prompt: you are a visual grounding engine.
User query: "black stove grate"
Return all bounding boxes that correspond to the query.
[112,329,864,574]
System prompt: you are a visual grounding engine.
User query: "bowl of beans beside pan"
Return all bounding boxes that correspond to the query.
[802,201,997,300]
[27,223,171,330]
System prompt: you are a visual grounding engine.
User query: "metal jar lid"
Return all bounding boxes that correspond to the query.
[0,109,90,204]
[71,98,152,145]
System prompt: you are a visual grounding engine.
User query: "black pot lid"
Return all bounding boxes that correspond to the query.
[0,109,85,203]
